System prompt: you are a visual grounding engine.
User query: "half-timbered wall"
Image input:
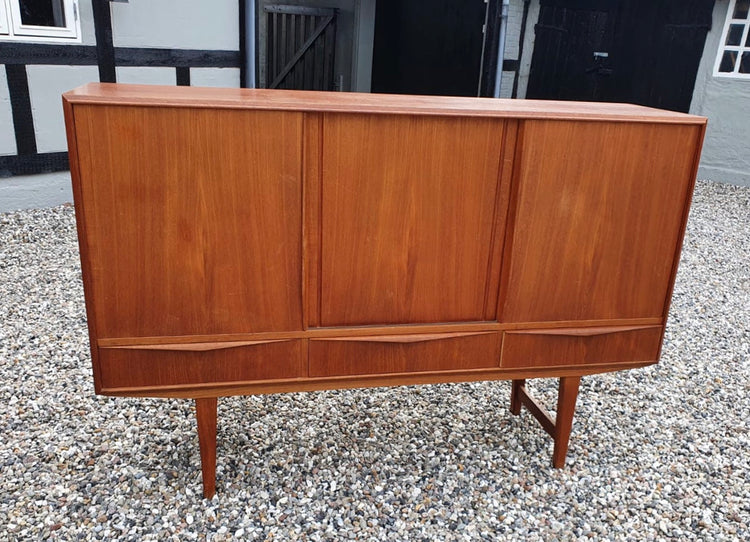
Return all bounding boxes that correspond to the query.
[0,0,241,211]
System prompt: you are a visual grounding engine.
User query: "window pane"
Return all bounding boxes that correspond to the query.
[727,23,745,45]
[719,50,738,72]
[734,0,750,19]
[19,0,66,28]
[741,51,750,73]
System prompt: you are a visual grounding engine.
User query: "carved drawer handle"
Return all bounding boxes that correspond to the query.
[101,339,292,352]
[312,332,496,344]
[509,325,659,338]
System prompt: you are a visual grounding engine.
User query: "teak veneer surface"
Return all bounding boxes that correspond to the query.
[63,84,706,497]
[500,120,702,322]
[319,114,507,326]
[73,105,303,338]
[65,83,701,122]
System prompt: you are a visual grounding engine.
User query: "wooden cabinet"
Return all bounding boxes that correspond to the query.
[64,84,705,498]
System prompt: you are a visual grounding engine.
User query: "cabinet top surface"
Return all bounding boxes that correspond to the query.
[64,83,706,124]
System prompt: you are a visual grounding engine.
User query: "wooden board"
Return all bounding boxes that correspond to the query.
[318,113,507,326]
[309,332,501,376]
[72,105,304,338]
[500,120,702,323]
[501,326,663,368]
[64,83,705,123]
[99,339,306,389]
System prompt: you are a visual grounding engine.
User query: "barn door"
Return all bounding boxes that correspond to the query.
[265,4,337,90]
[526,0,617,101]
[527,0,714,112]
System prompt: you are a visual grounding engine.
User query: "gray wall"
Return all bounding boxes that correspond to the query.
[690,0,750,187]
[0,65,16,156]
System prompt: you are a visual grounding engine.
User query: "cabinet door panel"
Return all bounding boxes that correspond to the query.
[501,121,700,322]
[319,114,506,326]
[74,106,303,338]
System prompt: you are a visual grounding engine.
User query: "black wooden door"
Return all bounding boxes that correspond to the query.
[371,0,487,96]
[527,0,714,112]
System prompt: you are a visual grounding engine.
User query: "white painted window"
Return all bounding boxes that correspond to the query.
[0,0,80,42]
[715,0,750,78]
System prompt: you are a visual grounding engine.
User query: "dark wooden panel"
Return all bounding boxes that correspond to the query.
[501,120,701,323]
[0,152,68,178]
[527,0,715,112]
[319,114,507,326]
[371,0,486,96]
[309,332,501,377]
[501,326,662,368]
[99,340,306,389]
[73,105,303,338]
[5,64,36,155]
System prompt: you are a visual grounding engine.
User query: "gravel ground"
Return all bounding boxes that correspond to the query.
[0,180,748,541]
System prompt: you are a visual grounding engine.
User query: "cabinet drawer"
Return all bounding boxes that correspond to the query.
[98,339,306,390]
[501,326,663,369]
[309,332,501,377]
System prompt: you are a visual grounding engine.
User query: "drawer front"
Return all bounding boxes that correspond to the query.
[501,326,663,369]
[309,332,501,377]
[98,339,306,390]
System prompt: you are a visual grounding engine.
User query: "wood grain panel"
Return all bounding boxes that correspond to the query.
[303,113,323,328]
[309,331,501,377]
[501,121,702,323]
[99,339,306,389]
[65,83,707,124]
[319,114,507,326]
[73,105,303,338]
[501,326,663,368]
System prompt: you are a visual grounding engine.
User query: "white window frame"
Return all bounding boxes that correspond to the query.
[0,0,81,42]
[714,0,750,78]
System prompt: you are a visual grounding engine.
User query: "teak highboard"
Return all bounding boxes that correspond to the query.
[63,83,706,498]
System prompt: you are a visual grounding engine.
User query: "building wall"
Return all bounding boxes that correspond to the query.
[111,0,238,50]
[515,0,540,99]
[690,0,750,186]
[0,65,16,156]
[496,0,527,98]
[0,0,241,213]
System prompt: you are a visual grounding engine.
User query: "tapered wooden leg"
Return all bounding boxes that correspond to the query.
[196,397,218,499]
[510,379,525,415]
[552,376,581,468]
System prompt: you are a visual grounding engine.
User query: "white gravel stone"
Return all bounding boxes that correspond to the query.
[0,181,748,541]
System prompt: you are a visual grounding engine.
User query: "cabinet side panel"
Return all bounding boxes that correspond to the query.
[501,121,701,323]
[64,99,103,393]
[320,114,506,326]
[74,105,304,337]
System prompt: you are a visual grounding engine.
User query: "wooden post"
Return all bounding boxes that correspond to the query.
[510,379,525,415]
[195,397,218,499]
[509,376,582,468]
[552,376,581,468]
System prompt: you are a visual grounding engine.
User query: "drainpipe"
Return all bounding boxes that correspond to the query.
[245,0,257,88]
[493,0,510,98]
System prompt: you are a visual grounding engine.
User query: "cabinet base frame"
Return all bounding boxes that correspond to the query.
[193,376,582,498]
